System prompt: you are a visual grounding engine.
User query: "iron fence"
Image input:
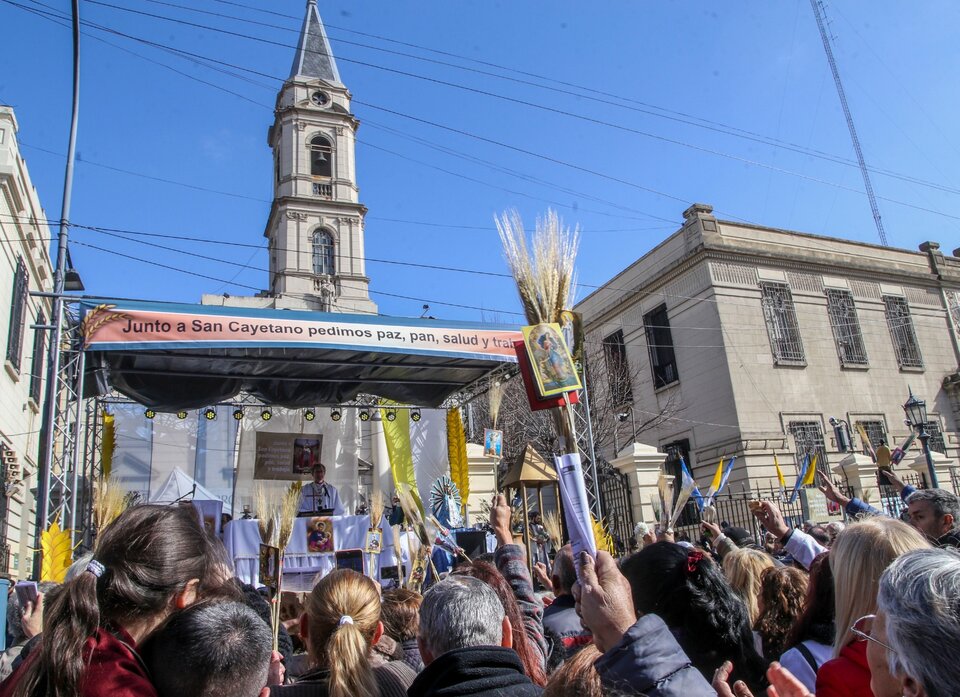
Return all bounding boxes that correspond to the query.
[598,462,634,556]
[671,481,853,546]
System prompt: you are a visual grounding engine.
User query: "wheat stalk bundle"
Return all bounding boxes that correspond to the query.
[276,481,303,551]
[496,209,579,325]
[93,477,129,532]
[496,208,580,448]
[370,492,385,529]
[270,481,303,653]
[253,484,279,547]
[488,380,504,429]
[542,511,563,549]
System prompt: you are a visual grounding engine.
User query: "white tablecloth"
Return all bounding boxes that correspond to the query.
[224,515,398,592]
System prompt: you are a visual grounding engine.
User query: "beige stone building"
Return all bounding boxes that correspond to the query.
[0,106,53,578]
[577,203,960,521]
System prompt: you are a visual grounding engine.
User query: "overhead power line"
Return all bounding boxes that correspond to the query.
[11,0,960,225]
[32,0,960,210]
[810,0,888,246]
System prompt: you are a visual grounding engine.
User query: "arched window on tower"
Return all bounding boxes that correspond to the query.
[312,230,335,277]
[309,135,333,177]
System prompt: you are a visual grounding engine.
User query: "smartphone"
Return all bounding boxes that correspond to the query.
[379,565,405,581]
[14,581,38,606]
[334,549,365,575]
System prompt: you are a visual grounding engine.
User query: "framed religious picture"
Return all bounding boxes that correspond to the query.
[259,544,281,592]
[483,428,503,458]
[306,516,335,553]
[521,323,583,398]
[364,528,383,554]
[292,437,322,475]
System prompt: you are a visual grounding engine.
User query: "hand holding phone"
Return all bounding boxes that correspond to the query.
[14,581,38,607]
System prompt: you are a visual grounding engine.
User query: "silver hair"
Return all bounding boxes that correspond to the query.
[877,547,960,697]
[419,575,505,657]
[905,488,960,528]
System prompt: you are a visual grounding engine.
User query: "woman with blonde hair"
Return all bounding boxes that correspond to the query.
[722,547,775,626]
[816,517,929,697]
[270,569,414,697]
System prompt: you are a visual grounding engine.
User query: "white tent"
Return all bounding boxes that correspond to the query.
[150,467,222,503]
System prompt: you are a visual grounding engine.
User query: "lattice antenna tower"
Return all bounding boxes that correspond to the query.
[810,0,888,246]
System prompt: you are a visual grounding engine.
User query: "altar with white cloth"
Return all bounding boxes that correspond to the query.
[224,515,398,592]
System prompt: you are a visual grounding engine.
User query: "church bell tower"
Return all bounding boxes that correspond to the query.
[263,0,377,314]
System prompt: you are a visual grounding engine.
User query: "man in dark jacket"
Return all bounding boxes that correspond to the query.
[408,575,541,697]
[541,545,592,657]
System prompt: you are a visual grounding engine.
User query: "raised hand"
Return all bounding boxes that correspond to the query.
[572,551,635,653]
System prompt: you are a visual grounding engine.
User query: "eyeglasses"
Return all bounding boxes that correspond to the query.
[850,615,896,653]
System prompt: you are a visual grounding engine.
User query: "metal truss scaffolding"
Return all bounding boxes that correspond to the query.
[33,301,86,567]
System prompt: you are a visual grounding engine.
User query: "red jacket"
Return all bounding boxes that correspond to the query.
[815,640,871,697]
[0,627,157,697]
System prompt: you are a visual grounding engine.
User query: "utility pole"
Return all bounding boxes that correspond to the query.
[33,0,81,578]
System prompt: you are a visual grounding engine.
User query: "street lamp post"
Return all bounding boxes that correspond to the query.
[902,389,939,489]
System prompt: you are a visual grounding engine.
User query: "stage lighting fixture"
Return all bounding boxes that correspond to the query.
[411,409,422,422]
[261,408,273,421]
[359,409,371,422]
[232,408,244,421]
[144,409,156,420]
[204,408,217,421]
[386,409,397,422]
[304,408,316,421]
[330,409,342,422]
[176,410,188,420]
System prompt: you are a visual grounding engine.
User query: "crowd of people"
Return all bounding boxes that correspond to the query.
[1,472,959,697]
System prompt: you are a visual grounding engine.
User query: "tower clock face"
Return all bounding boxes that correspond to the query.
[311,90,329,106]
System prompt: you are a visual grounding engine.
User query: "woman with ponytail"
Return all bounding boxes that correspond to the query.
[270,569,415,697]
[620,542,768,692]
[0,504,227,697]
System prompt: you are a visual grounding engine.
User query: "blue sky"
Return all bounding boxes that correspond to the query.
[2,0,959,322]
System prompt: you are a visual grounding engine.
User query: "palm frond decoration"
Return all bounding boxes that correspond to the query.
[429,476,463,529]
[446,408,469,508]
[40,521,74,583]
[591,516,615,555]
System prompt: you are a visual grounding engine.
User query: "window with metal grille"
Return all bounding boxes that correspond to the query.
[29,310,45,403]
[826,289,868,366]
[856,420,887,449]
[924,420,946,454]
[312,230,335,276]
[882,295,923,369]
[6,256,29,372]
[789,420,827,475]
[309,134,333,177]
[602,329,633,406]
[643,304,679,388]
[761,282,805,364]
